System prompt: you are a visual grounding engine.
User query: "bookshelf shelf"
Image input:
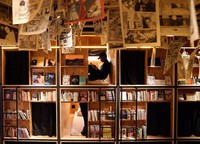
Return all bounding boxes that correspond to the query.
[30,66,56,68]
[4,119,17,121]
[30,101,56,103]
[89,120,115,124]
[61,66,88,68]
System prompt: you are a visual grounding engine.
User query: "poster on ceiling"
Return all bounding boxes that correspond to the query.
[19,0,52,35]
[60,26,75,54]
[107,8,123,43]
[163,40,184,74]
[18,34,38,51]
[159,0,190,36]
[18,0,53,51]
[65,0,104,24]
[12,0,43,24]
[119,0,160,47]
[0,1,18,46]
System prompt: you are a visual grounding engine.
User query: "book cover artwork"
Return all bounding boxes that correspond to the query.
[44,73,55,85]
[32,69,44,85]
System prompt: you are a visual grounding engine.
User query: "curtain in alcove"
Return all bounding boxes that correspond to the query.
[32,103,56,137]
[178,102,200,136]
[5,51,29,85]
[147,102,171,136]
[121,50,145,85]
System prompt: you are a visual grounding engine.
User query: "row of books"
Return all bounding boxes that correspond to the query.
[120,125,147,139]
[121,90,172,101]
[121,108,146,120]
[90,125,100,138]
[90,125,147,139]
[178,76,200,85]
[4,90,17,100]
[4,109,30,120]
[120,127,135,139]
[4,126,30,138]
[32,70,55,85]
[18,128,30,138]
[88,109,115,121]
[62,75,86,85]
[4,90,57,102]
[89,108,146,121]
[4,109,16,119]
[61,90,115,102]
[32,91,57,101]
[89,125,112,138]
[147,75,172,85]
[179,91,200,101]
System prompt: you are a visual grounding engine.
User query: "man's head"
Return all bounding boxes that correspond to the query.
[98,52,107,62]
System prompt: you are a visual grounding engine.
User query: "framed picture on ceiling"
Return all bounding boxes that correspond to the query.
[107,8,123,43]
[18,35,38,51]
[119,0,160,47]
[159,0,190,36]
[65,0,105,24]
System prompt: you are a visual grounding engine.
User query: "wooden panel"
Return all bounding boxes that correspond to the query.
[109,50,117,85]
[75,36,102,46]
[70,103,80,114]
[60,103,70,137]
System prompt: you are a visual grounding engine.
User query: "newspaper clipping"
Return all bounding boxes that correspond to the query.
[19,0,52,35]
[0,2,18,46]
[12,0,43,24]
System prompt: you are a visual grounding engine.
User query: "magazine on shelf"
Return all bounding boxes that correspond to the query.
[32,69,44,85]
[44,73,55,85]
[62,75,70,85]
[70,75,79,85]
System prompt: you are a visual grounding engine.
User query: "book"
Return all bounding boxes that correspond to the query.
[142,125,147,139]
[137,128,143,139]
[32,69,44,85]
[107,111,115,120]
[5,124,13,137]
[90,125,100,138]
[32,91,38,101]
[121,91,127,101]
[70,75,79,85]
[121,109,127,119]
[44,73,55,85]
[121,127,127,138]
[65,55,84,65]
[127,127,135,139]
[157,90,165,101]
[106,90,114,100]
[31,57,37,65]
[62,75,70,85]
[88,91,97,102]
[98,92,106,100]
[79,91,88,102]
[79,76,86,85]
[165,76,172,85]
[4,90,13,100]
[73,92,79,101]
[102,125,112,138]
[147,75,156,85]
